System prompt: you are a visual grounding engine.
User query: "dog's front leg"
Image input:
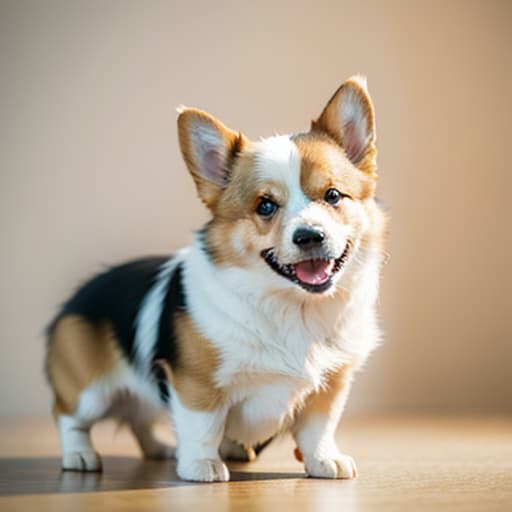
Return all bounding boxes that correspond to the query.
[292,364,357,479]
[171,391,229,482]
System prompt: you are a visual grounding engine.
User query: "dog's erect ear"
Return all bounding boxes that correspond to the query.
[312,76,377,176]
[177,108,247,209]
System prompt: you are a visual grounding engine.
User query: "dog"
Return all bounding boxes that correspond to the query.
[45,75,387,482]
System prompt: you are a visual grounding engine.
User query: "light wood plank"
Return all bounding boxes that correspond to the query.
[0,416,510,511]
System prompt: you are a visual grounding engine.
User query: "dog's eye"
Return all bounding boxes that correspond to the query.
[324,188,346,205]
[256,198,278,218]
[324,188,341,205]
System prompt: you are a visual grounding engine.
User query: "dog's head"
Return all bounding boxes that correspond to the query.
[178,76,384,296]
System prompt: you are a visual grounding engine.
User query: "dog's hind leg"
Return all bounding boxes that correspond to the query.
[129,414,175,460]
[46,315,124,472]
[57,410,102,472]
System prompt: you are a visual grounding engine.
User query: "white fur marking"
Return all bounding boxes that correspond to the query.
[74,358,164,423]
[294,415,357,479]
[171,389,229,481]
[225,380,307,444]
[59,415,102,471]
[254,136,308,215]
[58,357,169,470]
[133,251,187,376]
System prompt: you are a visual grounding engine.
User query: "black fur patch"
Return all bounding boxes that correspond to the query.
[195,224,215,261]
[253,436,275,456]
[48,257,187,406]
[52,257,169,364]
[152,263,186,401]
[152,362,171,404]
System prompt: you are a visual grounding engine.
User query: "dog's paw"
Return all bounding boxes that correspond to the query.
[304,453,357,479]
[62,451,102,472]
[177,458,230,482]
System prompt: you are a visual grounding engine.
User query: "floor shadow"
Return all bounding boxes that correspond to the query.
[0,456,304,495]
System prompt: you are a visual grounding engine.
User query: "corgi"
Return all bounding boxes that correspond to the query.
[45,76,387,482]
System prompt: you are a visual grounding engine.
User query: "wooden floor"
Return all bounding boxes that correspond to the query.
[0,415,510,511]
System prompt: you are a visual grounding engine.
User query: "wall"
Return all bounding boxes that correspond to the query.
[1,0,511,416]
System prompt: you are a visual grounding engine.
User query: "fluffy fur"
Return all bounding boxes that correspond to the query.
[46,76,387,482]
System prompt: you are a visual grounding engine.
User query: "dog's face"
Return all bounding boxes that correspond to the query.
[178,77,382,296]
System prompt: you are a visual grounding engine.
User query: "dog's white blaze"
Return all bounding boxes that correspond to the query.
[254,135,309,215]
[281,201,351,263]
[254,135,350,265]
[133,250,187,376]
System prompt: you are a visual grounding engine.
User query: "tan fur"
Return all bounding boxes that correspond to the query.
[46,78,386,482]
[177,108,247,210]
[180,81,382,276]
[172,312,225,411]
[202,150,289,268]
[312,78,377,177]
[294,134,376,201]
[292,364,356,464]
[47,315,122,416]
[361,199,389,258]
[294,132,387,262]
[300,364,355,416]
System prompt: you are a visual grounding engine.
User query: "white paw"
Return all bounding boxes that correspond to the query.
[305,453,357,479]
[62,451,102,472]
[142,441,176,460]
[177,458,230,482]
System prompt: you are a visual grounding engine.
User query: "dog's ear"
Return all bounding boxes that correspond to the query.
[177,108,247,209]
[312,76,377,176]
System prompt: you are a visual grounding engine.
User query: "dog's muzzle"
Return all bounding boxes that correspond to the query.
[261,240,352,293]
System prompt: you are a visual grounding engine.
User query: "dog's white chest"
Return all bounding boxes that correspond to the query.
[224,378,311,445]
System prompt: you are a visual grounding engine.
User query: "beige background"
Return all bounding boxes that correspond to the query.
[1,0,510,417]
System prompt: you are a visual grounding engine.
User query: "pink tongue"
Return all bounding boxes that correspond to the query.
[294,259,334,285]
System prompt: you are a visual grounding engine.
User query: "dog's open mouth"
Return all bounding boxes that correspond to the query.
[261,242,351,293]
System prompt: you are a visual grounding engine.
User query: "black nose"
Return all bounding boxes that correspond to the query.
[293,226,325,249]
